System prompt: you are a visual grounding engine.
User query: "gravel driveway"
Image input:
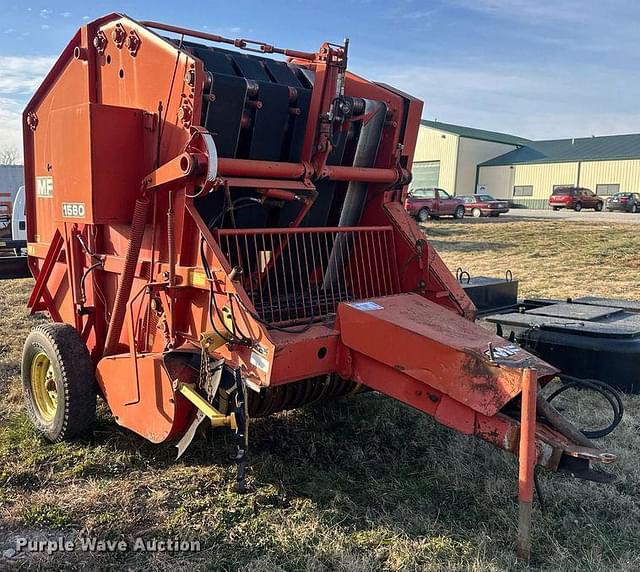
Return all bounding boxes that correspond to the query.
[501,208,640,224]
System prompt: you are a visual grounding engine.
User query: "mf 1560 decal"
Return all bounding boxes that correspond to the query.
[62,203,86,218]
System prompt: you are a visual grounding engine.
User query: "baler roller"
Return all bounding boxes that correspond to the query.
[247,375,358,418]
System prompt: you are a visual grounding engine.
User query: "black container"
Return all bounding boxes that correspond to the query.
[486,298,640,393]
[459,273,519,316]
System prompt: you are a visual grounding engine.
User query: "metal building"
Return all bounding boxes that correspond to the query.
[413,121,529,195]
[416,122,640,208]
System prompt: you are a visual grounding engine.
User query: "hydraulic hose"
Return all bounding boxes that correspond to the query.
[103,196,150,356]
[548,375,624,439]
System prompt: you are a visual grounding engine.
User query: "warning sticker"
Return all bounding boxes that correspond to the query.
[250,350,269,373]
[347,301,383,311]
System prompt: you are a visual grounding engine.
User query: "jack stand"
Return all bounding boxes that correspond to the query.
[517,368,537,562]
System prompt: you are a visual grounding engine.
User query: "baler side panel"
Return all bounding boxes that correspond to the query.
[24,36,90,248]
[96,16,199,169]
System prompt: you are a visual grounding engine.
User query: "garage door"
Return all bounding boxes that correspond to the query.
[410,161,440,190]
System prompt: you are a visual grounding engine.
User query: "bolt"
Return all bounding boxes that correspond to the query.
[26,112,39,131]
[126,33,140,55]
[185,69,195,87]
[112,25,126,47]
[178,105,192,124]
[93,31,107,53]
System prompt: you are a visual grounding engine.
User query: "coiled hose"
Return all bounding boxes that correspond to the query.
[103,195,150,356]
[548,374,624,439]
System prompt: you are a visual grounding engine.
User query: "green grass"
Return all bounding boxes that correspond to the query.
[1,220,640,570]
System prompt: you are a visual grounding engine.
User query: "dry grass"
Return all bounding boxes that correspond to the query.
[428,218,638,300]
[1,219,639,571]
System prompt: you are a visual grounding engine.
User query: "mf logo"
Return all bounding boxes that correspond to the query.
[36,176,53,198]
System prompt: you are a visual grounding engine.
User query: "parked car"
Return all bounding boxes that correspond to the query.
[606,192,640,213]
[404,188,465,221]
[548,186,603,212]
[458,194,510,217]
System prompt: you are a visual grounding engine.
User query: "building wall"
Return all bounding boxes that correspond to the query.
[455,138,517,195]
[510,162,579,208]
[480,159,640,208]
[477,165,515,199]
[578,159,640,195]
[412,127,459,193]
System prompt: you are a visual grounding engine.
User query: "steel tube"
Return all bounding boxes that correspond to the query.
[517,368,537,562]
[217,225,392,236]
[216,158,403,185]
[217,158,307,180]
[322,165,401,184]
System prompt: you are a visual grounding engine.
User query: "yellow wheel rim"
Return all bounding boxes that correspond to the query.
[31,351,58,422]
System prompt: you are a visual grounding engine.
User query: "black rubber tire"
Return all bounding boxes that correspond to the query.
[22,323,96,442]
[417,208,430,222]
[574,202,582,212]
[472,208,482,218]
[595,202,603,212]
[632,204,638,213]
[453,206,465,219]
[552,207,560,211]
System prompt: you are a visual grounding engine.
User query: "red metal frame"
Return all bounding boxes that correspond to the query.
[22,14,615,554]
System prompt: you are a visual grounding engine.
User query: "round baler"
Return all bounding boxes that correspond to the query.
[21,13,615,559]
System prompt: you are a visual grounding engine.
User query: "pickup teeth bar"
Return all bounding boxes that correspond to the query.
[217,226,401,326]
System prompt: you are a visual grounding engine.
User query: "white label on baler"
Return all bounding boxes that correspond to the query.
[250,350,269,373]
[62,202,86,218]
[485,344,521,359]
[36,176,53,198]
[348,301,383,311]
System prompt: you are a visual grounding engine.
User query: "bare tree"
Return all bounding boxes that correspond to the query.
[0,147,18,165]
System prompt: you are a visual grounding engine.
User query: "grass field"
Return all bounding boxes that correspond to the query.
[1,218,639,571]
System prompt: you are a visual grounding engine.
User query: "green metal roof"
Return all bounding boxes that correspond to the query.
[481,133,640,166]
[420,120,531,147]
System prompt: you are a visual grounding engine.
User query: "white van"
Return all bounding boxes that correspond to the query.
[12,185,26,241]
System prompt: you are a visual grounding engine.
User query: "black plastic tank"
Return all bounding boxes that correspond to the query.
[486,297,640,393]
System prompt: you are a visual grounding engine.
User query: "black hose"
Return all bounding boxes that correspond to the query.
[534,466,546,513]
[199,236,253,347]
[547,375,624,439]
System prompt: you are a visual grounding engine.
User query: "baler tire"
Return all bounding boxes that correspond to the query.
[22,323,96,442]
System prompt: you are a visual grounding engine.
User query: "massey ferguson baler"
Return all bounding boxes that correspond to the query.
[21,14,614,558]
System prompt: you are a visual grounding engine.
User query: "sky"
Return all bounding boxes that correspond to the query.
[2,0,640,158]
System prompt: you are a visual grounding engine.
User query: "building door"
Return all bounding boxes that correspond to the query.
[411,161,440,190]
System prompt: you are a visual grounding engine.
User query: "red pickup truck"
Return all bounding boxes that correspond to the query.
[404,188,465,221]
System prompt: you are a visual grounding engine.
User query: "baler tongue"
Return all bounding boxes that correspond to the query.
[336,293,615,474]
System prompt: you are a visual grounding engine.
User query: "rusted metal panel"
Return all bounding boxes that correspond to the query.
[337,293,556,416]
